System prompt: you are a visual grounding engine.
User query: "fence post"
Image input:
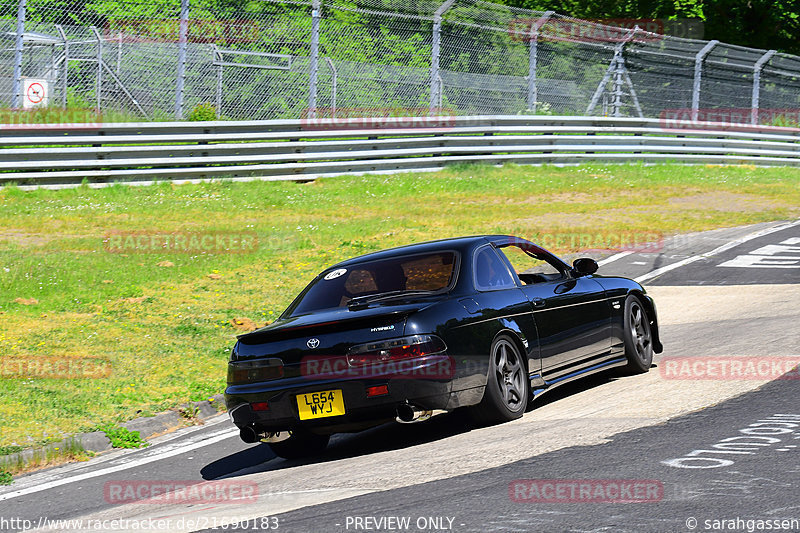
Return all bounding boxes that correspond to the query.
[55,24,68,108]
[308,0,321,118]
[324,57,337,116]
[117,32,122,74]
[213,46,222,119]
[11,0,26,108]
[751,49,776,125]
[430,0,455,112]
[691,40,718,122]
[174,0,190,119]
[526,11,553,112]
[90,26,103,113]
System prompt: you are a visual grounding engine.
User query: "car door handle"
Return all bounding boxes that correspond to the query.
[532,297,546,308]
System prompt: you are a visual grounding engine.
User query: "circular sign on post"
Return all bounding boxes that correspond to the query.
[22,78,49,109]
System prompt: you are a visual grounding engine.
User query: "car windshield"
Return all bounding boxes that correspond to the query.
[286,251,458,316]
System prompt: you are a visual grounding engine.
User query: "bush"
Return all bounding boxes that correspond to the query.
[99,424,149,449]
[188,103,217,121]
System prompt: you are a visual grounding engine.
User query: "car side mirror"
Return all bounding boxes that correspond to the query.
[572,257,598,276]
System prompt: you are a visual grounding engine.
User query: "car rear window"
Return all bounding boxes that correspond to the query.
[287,251,458,316]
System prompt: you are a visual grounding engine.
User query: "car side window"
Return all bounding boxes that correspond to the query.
[474,246,515,291]
[498,245,567,285]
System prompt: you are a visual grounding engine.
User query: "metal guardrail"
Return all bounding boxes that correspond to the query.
[2,115,800,188]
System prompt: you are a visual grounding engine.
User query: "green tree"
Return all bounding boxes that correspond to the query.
[500,0,800,55]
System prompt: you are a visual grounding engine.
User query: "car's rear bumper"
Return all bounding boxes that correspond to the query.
[225,355,486,435]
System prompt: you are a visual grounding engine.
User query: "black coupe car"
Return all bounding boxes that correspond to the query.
[225,235,662,458]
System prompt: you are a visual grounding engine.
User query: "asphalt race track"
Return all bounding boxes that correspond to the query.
[254,378,800,533]
[1,220,798,533]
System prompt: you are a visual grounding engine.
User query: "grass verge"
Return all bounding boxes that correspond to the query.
[0,162,798,448]
[0,437,90,479]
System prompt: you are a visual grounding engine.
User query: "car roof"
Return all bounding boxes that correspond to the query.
[330,235,521,268]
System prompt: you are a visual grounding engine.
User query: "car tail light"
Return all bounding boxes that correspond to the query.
[251,402,270,411]
[228,358,284,384]
[347,335,446,367]
[366,384,389,397]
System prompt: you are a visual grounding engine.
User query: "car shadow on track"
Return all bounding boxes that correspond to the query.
[529,363,658,411]
[200,408,477,480]
[201,366,657,480]
[528,374,613,410]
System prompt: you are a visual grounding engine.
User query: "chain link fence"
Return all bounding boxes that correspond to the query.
[2,0,800,124]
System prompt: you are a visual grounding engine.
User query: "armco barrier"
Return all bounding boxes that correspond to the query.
[2,115,800,188]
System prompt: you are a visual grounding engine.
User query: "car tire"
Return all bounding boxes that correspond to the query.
[621,295,654,374]
[470,335,528,425]
[268,428,330,459]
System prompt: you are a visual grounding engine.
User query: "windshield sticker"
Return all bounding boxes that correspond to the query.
[324,268,347,280]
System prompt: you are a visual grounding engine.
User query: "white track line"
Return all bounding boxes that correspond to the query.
[0,427,238,502]
[634,219,800,284]
[597,251,634,266]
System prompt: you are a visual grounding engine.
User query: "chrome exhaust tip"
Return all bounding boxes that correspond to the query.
[239,426,259,444]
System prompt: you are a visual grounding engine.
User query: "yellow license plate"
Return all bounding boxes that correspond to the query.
[296,389,346,420]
